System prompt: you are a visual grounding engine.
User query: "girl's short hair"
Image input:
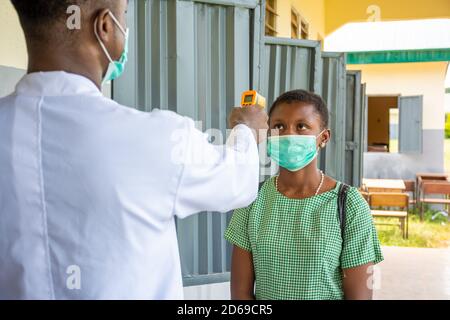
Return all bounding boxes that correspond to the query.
[269,90,329,129]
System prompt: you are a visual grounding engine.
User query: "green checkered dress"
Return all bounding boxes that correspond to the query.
[225,177,384,300]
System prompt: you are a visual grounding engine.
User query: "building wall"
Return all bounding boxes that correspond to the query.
[324,0,450,35]
[348,62,448,179]
[275,0,325,41]
[1,0,27,69]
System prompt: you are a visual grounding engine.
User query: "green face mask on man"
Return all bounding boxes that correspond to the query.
[94,10,129,85]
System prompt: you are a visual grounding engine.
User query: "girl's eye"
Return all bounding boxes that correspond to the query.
[274,124,284,130]
[298,123,306,130]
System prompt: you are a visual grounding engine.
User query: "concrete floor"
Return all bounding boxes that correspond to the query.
[184,246,450,300]
[373,246,450,300]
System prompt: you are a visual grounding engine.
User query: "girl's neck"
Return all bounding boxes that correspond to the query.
[277,160,322,195]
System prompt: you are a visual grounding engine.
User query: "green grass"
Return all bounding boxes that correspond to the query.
[374,137,450,248]
[375,206,450,248]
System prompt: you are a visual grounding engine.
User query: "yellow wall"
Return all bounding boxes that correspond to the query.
[348,62,449,131]
[325,0,450,35]
[275,0,325,41]
[1,0,27,69]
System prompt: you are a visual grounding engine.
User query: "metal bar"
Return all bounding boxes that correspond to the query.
[183,272,231,287]
[264,36,320,48]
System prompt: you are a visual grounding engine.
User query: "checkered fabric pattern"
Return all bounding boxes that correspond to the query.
[225,177,384,300]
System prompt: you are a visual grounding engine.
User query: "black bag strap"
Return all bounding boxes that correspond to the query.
[258,181,265,191]
[337,183,351,243]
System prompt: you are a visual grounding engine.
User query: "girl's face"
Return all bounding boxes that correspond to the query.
[269,102,330,146]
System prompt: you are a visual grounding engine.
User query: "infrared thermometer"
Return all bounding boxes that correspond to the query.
[241,90,266,110]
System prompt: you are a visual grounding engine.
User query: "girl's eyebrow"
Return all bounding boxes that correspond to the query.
[273,117,312,123]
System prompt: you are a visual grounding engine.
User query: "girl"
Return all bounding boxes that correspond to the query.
[225,89,383,300]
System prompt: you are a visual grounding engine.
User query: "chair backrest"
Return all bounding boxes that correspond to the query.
[403,180,415,192]
[418,175,447,181]
[359,190,370,203]
[369,192,409,209]
[421,182,450,196]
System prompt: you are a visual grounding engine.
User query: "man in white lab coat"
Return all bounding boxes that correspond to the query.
[0,0,268,299]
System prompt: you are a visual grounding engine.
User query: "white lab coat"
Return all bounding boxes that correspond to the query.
[0,72,259,300]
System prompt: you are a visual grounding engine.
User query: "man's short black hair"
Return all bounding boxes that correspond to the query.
[11,0,85,41]
[10,0,115,42]
[269,89,329,129]
[11,0,81,24]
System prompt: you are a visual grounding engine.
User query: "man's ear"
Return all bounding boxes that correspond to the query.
[94,9,115,44]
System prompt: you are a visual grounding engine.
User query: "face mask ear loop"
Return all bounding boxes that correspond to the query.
[108,11,127,36]
[317,129,328,150]
[94,17,115,64]
[316,129,327,138]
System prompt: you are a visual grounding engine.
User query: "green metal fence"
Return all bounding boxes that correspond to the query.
[112,0,366,287]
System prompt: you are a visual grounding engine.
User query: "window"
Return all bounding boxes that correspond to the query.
[290,8,309,40]
[291,9,299,39]
[300,17,309,39]
[265,0,277,37]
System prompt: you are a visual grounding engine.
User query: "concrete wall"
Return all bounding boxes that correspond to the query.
[348,62,448,179]
[1,0,27,69]
[364,130,444,180]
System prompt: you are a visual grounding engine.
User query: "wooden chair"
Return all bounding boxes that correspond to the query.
[358,189,370,204]
[403,180,416,207]
[370,192,409,239]
[416,174,448,210]
[419,181,450,221]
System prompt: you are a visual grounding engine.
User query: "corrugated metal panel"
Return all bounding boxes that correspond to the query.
[258,36,323,179]
[344,71,363,187]
[260,37,323,107]
[319,52,346,182]
[399,96,423,154]
[113,0,257,286]
[112,0,363,287]
[360,83,368,152]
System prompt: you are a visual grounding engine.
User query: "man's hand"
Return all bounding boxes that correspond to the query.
[228,106,269,144]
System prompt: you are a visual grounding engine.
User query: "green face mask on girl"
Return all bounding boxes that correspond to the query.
[267,130,326,172]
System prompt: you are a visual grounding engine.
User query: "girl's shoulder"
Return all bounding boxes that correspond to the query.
[254,177,276,203]
[337,182,371,217]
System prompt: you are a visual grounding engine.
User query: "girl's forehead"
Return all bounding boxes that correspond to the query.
[271,102,319,119]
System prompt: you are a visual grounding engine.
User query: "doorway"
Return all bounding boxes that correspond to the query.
[367,95,400,153]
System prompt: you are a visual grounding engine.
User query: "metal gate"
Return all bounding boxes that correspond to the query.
[112,0,367,287]
[113,0,260,286]
[319,52,347,182]
[344,70,366,187]
[259,37,322,105]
